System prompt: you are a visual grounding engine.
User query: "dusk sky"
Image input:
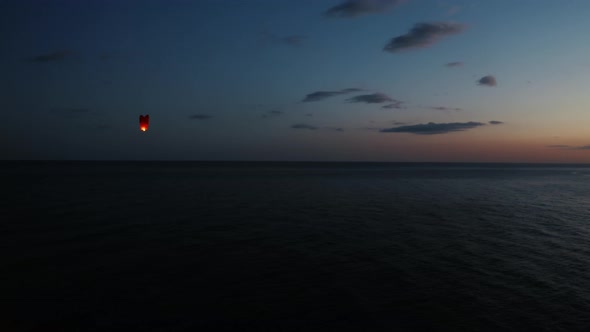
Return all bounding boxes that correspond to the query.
[3,0,590,162]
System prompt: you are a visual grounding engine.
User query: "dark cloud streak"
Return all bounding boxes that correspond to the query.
[430,106,462,111]
[384,22,465,52]
[380,121,488,135]
[478,75,497,87]
[347,93,393,104]
[302,88,363,102]
[445,61,464,67]
[261,110,283,118]
[324,0,405,18]
[547,144,590,150]
[260,31,306,47]
[382,100,405,109]
[28,51,73,63]
[291,123,317,130]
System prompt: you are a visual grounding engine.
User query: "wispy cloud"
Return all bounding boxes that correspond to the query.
[324,126,345,132]
[380,121,489,135]
[291,123,317,130]
[478,75,497,87]
[384,22,466,52]
[547,145,590,150]
[430,106,462,111]
[445,61,464,67]
[347,92,393,104]
[261,110,283,118]
[489,120,503,125]
[189,114,212,120]
[382,100,405,109]
[28,51,73,63]
[261,31,307,47]
[302,88,363,102]
[324,0,405,18]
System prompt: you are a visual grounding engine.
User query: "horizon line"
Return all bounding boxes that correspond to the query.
[3,160,590,166]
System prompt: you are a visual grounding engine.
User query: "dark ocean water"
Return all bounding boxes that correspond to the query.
[4,161,590,331]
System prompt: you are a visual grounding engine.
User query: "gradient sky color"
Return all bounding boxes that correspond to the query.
[2,0,589,162]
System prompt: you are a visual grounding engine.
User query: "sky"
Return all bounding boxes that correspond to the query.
[2,0,589,162]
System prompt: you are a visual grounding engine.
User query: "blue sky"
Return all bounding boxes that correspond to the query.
[2,0,589,161]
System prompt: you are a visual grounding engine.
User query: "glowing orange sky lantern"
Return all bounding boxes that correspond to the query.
[139,114,149,132]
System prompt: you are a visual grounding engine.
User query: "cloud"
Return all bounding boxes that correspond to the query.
[323,126,345,132]
[28,51,73,63]
[347,92,393,104]
[430,106,462,111]
[291,123,317,130]
[384,22,466,52]
[445,61,464,67]
[259,31,307,48]
[324,0,405,18]
[302,88,363,102]
[305,113,313,117]
[261,110,283,118]
[303,91,340,102]
[189,114,212,120]
[478,75,497,87]
[380,121,487,135]
[382,100,405,109]
[547,144,590,150]
[489,120,503,125]
[262,31,307,46]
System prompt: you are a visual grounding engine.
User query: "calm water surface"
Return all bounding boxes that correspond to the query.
[4,162,590,331]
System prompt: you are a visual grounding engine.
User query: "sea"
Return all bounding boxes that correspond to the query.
[4,161,590,331]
